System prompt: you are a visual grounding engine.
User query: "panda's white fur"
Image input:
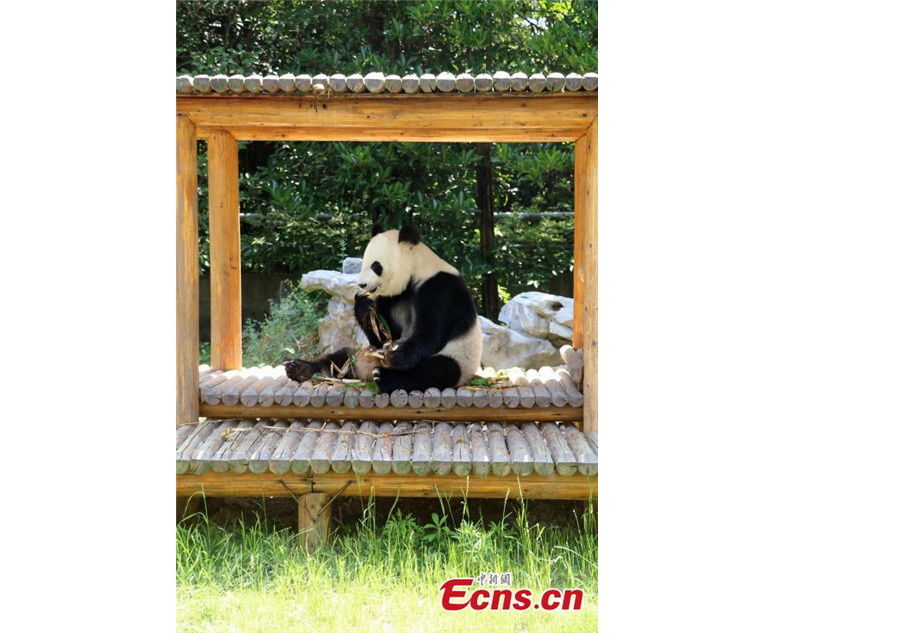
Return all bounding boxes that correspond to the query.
[358,230,458,297]
[432,330,483,387]
[358,228,482,388]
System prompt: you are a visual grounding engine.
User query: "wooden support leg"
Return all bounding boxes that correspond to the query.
[297,493,333,550]
[176,114,200,426]
[574,117,598,435]
[207,130,243,370]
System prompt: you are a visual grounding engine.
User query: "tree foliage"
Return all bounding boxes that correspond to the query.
[177,0,597,305]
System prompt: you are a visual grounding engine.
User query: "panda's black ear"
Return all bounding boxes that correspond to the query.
[398,223,421,245]
[371,223,384,237]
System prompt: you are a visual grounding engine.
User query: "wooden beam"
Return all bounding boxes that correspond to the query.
[199,403,583,422]
[176,470,597,500]
[207,130,242,370]
[177,94,596,142]
[199,126,588,143]
[575,118,598,434]
[176,114,199,426]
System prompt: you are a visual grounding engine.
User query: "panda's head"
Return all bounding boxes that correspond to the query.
[357,223,422,297]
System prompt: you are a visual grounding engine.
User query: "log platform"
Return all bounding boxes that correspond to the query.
[197,364,584,422]
[176,71,598,542]
[177,419,598,500]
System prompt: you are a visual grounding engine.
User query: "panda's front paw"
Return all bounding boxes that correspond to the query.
[354,294,373,318]
[387,343,415,371]
[372,367,400,394]
[285,359,316,383]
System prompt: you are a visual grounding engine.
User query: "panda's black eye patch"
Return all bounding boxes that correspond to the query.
[371,261,383,276]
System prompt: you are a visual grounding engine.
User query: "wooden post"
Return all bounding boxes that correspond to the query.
[207,130,242,370]
[297,492,333,549]
[176,115,199,426]
[574,118,598,434]
[573,139,585,350]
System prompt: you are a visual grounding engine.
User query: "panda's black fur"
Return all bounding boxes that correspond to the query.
[285,223,483,393]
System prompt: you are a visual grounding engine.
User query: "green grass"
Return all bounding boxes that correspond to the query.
[177,497,597,632]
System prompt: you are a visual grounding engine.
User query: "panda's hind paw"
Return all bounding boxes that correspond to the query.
[372,367,397,394]
[285,359,316,383]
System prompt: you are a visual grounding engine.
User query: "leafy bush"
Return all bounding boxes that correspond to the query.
[178,0,595,309]
[199,284,325,367]
[177,1,598,77]
[241,282,326,367]
[219,141,573,306]
[199,341,211,366]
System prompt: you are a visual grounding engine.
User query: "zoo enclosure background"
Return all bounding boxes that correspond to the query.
[177,0,599,326]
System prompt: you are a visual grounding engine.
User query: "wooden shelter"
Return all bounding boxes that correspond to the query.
[176,71,598,546]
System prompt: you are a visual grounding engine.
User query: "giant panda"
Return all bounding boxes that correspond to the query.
[285,223,482,393]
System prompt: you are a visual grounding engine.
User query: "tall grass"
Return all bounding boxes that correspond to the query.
[177,496,598,632]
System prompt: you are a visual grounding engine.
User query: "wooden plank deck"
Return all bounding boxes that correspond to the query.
[198,364,584,421]
[176,419,597,479]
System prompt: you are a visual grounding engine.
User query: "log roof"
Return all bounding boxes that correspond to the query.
[176,71,598,96]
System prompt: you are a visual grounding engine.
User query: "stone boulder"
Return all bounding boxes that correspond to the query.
[342,257,363,275]
[300,271,366,354]
[498,292,574,345]
[478,316,560,370]
[299,270,360,303]
[315,297,370,355]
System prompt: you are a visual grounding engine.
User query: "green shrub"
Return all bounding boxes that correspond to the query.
[199,341,211,366]
[177,0,595,308]
[241,283,326,367]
